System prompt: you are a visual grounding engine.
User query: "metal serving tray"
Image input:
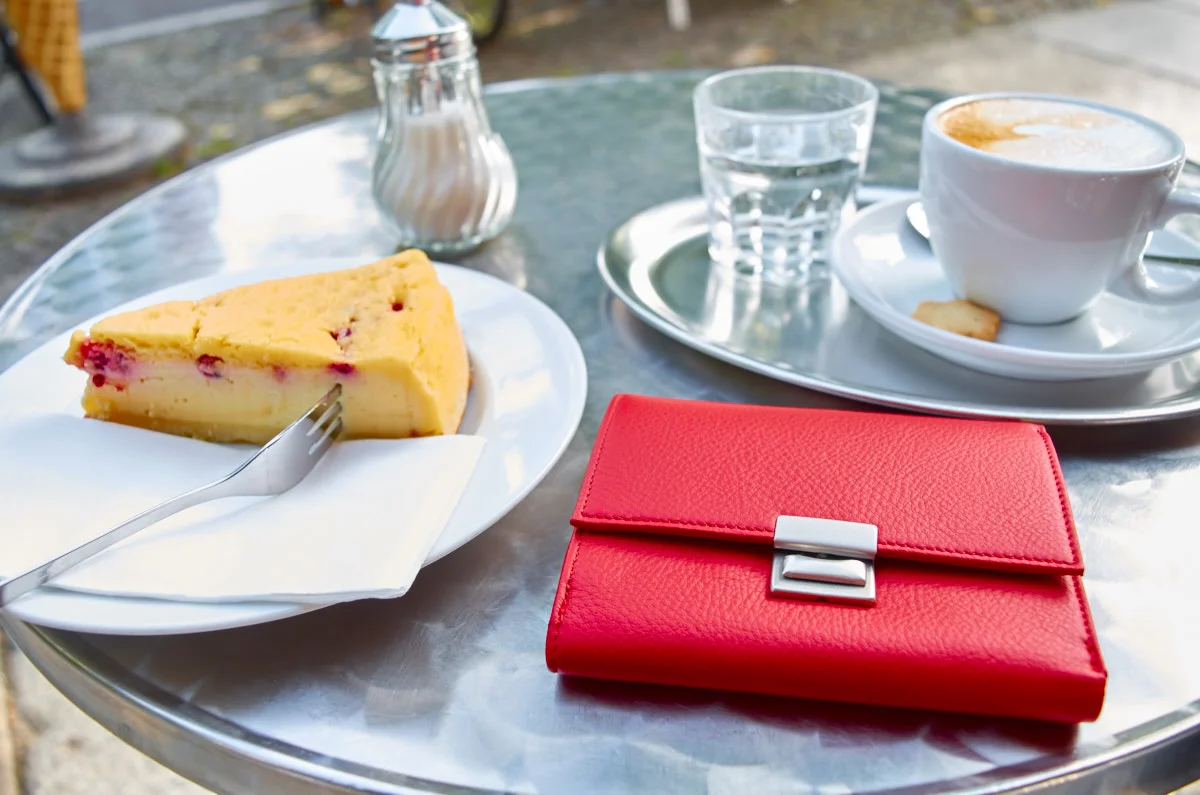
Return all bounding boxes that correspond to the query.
[598,188,1200,425]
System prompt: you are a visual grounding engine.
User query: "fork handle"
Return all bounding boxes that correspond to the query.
[0,480,228,608]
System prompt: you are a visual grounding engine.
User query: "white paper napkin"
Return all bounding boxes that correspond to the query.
[0,415,485,603]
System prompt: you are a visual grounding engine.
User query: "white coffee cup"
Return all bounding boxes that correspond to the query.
[920,92,1200,325]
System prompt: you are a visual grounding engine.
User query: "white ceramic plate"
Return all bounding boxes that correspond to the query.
[0,259,587,635]
[831,195,1200,381]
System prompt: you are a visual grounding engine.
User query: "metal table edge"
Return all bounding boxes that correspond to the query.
[6,616,1200,795]
[1,617,500,795]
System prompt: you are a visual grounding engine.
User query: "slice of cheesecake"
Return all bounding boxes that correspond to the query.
[63,250,470,444]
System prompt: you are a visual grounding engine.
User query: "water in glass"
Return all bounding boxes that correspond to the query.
[695,67,878,284]
[702,153,862,281]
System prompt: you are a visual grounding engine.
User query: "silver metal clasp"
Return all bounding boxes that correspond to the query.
[770,515,877,606]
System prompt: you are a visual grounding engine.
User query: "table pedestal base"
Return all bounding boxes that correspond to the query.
[0,112,187,201]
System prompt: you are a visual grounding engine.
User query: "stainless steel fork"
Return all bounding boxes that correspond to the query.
[0,384,345,608]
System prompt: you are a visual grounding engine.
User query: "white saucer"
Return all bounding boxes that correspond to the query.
[0,259,587,635]
[830,194,1200,381]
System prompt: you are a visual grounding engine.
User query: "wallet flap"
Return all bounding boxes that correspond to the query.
[571,395,1082,576]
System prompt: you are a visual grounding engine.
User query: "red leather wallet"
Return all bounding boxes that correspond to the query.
[546,394,1107,723]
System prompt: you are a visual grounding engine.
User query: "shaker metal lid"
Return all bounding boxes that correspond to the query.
[372,0,474,64]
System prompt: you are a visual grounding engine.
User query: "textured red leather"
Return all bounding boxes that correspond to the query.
[572,394,1081,575]
[547,395,1108,723]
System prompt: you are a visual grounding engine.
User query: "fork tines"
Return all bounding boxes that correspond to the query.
[306,384,344,456]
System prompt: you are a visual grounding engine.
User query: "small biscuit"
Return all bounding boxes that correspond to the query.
[911,299,1001,342]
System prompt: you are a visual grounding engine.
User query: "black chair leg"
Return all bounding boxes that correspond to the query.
[0,19,55,126]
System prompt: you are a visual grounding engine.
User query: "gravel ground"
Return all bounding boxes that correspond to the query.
[0,0,1104,303]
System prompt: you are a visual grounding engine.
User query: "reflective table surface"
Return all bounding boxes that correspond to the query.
[2,73,1200,795]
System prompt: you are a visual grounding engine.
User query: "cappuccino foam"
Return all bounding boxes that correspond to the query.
[937,98,1175,169]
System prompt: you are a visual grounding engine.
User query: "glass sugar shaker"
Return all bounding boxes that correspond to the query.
[370,0,517,254]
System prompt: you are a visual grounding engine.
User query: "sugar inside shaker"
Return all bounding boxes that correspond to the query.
[370,0,517,254]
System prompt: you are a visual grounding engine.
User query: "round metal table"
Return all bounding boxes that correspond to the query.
[2,72,1200,795]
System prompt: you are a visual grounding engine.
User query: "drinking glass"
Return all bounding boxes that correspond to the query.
[694,66,878,284]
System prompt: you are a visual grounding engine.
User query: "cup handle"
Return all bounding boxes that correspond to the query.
[1113,189,1200,304]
